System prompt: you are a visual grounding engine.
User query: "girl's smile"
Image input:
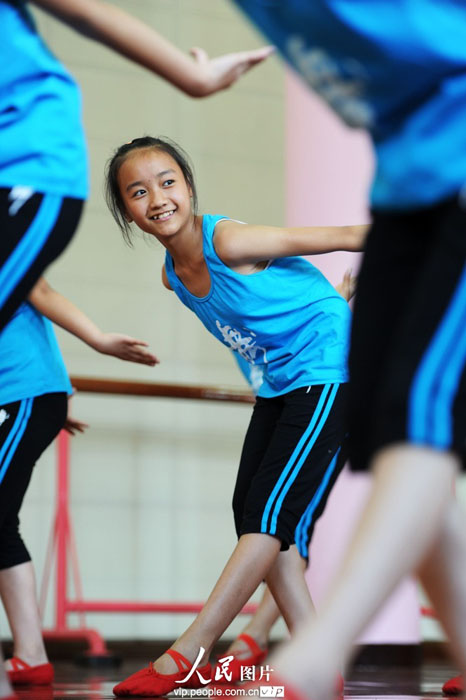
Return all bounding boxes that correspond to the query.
[150,209,175,221]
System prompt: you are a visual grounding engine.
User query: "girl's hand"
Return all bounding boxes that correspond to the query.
[190,46,275,96]
[64,416,89,435]
[32,0,273,98]
[95,333,159,365]
[335,268,358,302]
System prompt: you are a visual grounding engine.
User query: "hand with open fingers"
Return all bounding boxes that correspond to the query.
[335,268,357,302]
[190,45,274,95]
[64,416,89,435]
[97,333,159,365]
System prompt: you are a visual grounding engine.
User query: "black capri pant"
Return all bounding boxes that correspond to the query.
[0,393,67,569]
[233,383,348,559]
[0,188,83,331]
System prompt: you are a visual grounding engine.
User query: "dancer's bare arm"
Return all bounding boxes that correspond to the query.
[29,277,158,365]
[31,0,273,96]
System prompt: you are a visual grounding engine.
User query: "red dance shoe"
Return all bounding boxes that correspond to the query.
[443,675,464,696]
[113,648,212,697]
[7,657,54,685]
[212,633,268,684]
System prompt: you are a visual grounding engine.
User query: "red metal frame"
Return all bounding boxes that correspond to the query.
[40,431,257,656]
[40,431,112,656]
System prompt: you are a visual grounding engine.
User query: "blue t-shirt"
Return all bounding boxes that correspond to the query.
[232,0,466,211]
[165,215,350,398]
[0,0,88,198]
[0,302,72,405]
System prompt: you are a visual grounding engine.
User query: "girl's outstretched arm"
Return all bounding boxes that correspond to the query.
[214,221,369,266]
[28,278,159,366]
[31,0,273,97]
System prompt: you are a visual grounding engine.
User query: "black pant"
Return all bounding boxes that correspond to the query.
[233,383,348,556]
[0,188,83,331]
[0,393,67,569]
[349,194,466,471]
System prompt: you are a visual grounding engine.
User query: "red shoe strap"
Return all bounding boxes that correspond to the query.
[237,634,266,658]
[165,649,193,673]
[8,657,30,672]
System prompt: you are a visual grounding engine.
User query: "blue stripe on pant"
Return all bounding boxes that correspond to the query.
[261,383,339,536]
[0,398,33,486]
[0,194,63,311]
[408,263,466,448]
[294,446,341,558]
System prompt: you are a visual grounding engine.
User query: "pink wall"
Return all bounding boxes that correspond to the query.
[285,71,420,644]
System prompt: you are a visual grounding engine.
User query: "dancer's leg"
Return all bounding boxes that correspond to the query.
[154,533,281,672]
[266,546,312,634]
[0,395,67,670]
[417,498,466,679]
[226,546,308,658]
[226,586,281,655]
[268,444,458,700]
[0,562,48,668]
[156,542,314,680]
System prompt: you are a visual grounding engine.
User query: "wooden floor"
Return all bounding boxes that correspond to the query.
[10,660,458,700]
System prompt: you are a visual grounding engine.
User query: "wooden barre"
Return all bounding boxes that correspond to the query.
[69,376,254,404]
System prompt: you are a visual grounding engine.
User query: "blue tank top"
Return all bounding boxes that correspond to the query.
[232,350,264,396]
[164,215,350,398]
[0,302,72,405]
[232,0,466,211]
[0,1,88,198]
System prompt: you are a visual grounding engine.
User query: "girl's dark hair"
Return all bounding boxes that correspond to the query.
[104,136,198,246]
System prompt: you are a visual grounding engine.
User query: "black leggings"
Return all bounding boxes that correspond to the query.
[0,188,83,331]
[0,393,67,569]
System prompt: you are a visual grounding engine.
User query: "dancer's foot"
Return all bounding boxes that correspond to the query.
[227,632,268,659]
[443,675,464,696]
[213,633,268,684]
[113,649,211,697]
[6,657,53,685]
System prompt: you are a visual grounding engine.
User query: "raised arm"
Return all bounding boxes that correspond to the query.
[214,220,369,266]
[31,0,273,97]
[28,278,158,366]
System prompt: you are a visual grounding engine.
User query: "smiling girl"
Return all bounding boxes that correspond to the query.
[105,136,367,697]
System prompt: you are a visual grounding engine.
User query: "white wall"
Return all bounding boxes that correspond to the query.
[2,0,286,642]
